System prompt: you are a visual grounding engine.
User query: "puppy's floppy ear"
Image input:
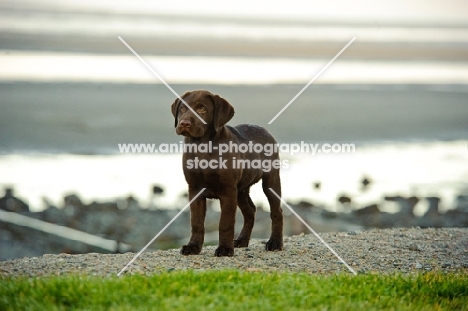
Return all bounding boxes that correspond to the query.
[171,92,191,127]
[212,94,235,132]
[171,97,181,128]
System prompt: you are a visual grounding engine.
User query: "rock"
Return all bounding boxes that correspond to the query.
[384,195,403,202]
[152,185,164,195]
[338,195,352,204]
[321,210,338,219]
[353,204,380,216]
[0,188,29,212]
[123,196,140,211]
[408,242,422,252]
[455,195,468,212]
[384,195,419,218]
[424,197,441,217]
[402,197,419,216]
[361,176,372,191]
[442,209,468,227]
[441,262,451,268]
[63,194,85,209]
[296,200,315,209]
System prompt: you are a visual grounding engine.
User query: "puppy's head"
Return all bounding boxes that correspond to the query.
[171,90,234,138]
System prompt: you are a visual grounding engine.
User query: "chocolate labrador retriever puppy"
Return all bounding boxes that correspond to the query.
[171,90,283,256]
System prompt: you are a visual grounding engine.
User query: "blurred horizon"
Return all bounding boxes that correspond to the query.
[2,0,468,85]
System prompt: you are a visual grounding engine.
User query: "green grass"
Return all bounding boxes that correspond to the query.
[1,271,467,310]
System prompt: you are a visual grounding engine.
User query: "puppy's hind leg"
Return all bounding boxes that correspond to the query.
[234,187,256,248]
[262,171,284,251]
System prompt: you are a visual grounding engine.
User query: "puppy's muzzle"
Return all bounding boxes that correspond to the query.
[177,119,193,136]
[179,119,191,128]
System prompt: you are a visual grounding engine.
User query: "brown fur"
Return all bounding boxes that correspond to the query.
[171,90,283,256]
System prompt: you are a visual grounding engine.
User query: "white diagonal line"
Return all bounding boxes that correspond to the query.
[269,188,357,275]
[117,188,206,276]
[118,36,206,124]
[268,37,356,124]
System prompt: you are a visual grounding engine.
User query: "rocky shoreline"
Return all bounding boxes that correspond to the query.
[1,227,466,277]
[2,186,468,261]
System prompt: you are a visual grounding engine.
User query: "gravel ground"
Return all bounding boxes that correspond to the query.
[1,228,467,277]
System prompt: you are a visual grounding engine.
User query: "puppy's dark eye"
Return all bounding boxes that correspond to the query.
[180,107,187,113]
[197,107,207,114]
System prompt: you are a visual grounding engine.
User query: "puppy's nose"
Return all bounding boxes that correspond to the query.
[179,119,191,127]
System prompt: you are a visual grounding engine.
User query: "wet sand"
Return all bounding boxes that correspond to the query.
[3,32,468,61]
[1,83,467,154]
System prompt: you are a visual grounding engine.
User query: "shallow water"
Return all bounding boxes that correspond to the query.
[1,140,466,213]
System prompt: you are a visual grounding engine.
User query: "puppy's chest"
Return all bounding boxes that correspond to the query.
[182,151,240,194]
[182,150,238,171]
[184,169,234,198]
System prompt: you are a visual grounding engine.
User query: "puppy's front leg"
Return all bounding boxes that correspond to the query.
[215,190,237,257]
[181,188,206,255]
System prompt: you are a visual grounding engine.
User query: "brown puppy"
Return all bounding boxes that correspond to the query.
[171,90,283,257]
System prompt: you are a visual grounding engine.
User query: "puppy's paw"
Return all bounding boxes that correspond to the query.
[181,243,202,255]
[265,238,283,251]
[234,238,249,248]
[214,245,234,257]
